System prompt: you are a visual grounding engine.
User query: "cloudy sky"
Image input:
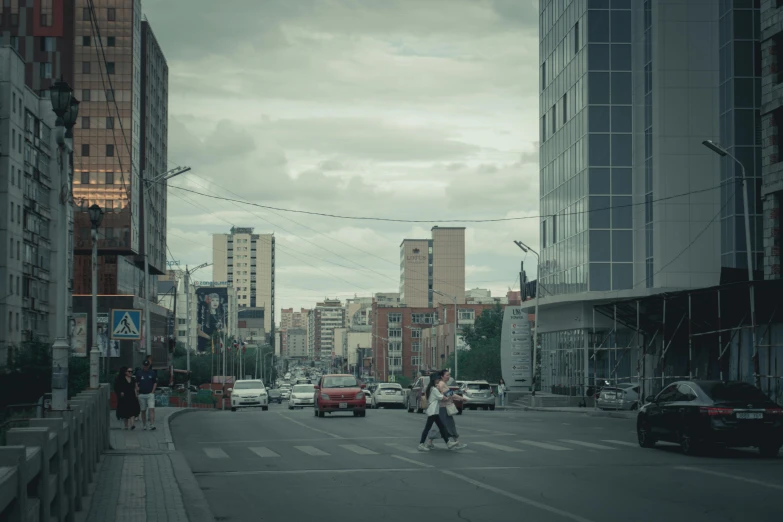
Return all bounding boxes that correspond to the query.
[144,0,540,313]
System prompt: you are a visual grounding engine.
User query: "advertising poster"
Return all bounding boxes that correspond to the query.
[97,313,120,357]
[71,313,88,356]
[196,287,229,352]
[500,306,532,391]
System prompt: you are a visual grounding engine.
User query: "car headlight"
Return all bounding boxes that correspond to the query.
[321,393,330,400]
[355,392,363,400]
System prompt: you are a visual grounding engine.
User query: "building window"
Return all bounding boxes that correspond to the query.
[106,117,115,129]
[10,202,14,223]
[388,328,402,338]
[106,172,114,184]
[562,93,568,124]
[82,144,90,156]
[40,37,56,52]
[106,62,115,74]
[83,36,91,46]
[411,328,421,338]
[82,89,91,101]
[107,8,116,21]
[551,104,557,134]
[458,309,474,321]
[82,62,91,74]
[81,172,90,185]
[82,117,90,129]
[83,7,91,21]
[107,36,116,47]
[574,21,580,54]
[106,144,114,157]
[388,313,402,324]
[40,63,52,79]
[106,89,115,102]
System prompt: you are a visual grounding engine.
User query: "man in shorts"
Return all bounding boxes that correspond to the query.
[135,359,158,430]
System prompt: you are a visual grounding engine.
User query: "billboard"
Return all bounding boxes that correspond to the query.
[70,313,88,356]
[196,287,229,353]
[500,306,532,391]
[97,313,120,357]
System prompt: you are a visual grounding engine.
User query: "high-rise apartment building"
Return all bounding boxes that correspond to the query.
[310,299,345,360]
[532,0,767,394]
[280,307,308,355]
[399,227,465,307]
[0,48,71,363]
[286,328,307,358]
[212,227,275,334]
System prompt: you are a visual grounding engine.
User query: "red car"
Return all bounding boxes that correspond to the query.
[314,374,367,417]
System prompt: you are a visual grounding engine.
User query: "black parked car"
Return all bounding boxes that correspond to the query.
[267,389,283,404]
[637,380,783,456]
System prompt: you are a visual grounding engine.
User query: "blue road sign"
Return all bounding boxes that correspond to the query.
[110,309,142,340]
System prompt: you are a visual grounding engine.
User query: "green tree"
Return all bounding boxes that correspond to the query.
[445,304,504,382]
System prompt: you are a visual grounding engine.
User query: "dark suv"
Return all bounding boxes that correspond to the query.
[406,375,463,414]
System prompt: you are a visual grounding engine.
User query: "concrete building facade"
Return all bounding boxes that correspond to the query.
[285,328,307,358]
[310,299,345,360]
[399,227,465,308]
[212,227,275,334]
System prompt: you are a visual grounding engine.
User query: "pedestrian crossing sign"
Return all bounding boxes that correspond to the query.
[110,309,142,340]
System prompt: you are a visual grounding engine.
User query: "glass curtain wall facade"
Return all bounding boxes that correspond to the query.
[718,0,763,271]
[540,0,633,297]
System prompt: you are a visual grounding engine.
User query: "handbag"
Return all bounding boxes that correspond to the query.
[419,394,428,410]
[446,403,459,416]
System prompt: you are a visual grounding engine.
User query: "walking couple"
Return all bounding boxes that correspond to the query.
[418,369,467,452]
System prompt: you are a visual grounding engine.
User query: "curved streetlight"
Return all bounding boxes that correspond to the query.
[88,204,104,388]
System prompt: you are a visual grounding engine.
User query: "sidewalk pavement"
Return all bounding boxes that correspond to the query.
[76,407,215,522]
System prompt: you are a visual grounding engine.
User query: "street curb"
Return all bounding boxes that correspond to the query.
[164,408,201,451]
[169,451,217,522]
[521,406,636,419]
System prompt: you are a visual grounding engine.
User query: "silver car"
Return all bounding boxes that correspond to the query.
[371,383,405,409]
[459,381,496,410]
[597,383,640,410]
[288,384,316,409]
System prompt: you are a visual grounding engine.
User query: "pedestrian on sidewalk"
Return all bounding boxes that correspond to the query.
[115,366,140,430]
[498,378,507,407]
[419,374,458,452]
[135,359,158,430]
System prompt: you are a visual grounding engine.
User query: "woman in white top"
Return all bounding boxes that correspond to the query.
[498,378,507,407]
[419,375,458,451]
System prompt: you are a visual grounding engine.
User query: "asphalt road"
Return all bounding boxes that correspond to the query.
[171,404,783,522]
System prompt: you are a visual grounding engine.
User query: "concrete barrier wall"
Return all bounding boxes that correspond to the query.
[0,384,110,522]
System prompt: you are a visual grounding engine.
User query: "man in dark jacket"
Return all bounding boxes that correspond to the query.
[135,359,158,430]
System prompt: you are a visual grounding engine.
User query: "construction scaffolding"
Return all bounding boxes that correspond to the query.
[593,280,783,404]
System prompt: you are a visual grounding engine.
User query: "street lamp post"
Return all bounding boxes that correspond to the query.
[702,140,759,386]
[49,79,79,411]
[514,240,540,396]
[432,290,458,380]
[88,204,104,389]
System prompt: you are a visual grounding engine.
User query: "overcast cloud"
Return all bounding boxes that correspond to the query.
[145,0,540,312]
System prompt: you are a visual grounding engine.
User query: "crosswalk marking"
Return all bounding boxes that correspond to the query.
[203,448,229,459]
[474,442,524,452]
[340,444,378,455]
[294,445,330,456]
[249,447,280,458]
[385,443,420,455]
[601,440,638,448]
[559,439,616,450]
[516,440,572,451]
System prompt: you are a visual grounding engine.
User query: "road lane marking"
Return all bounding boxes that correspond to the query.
[601,440,638,448]
[294,445,330,456]
[559,440,616,450]
[385,443,420,454]
[203,448,229,459]
[516,440,572,451]
[391,455,433,468]
[277,413,344,439]
[474,442,524,452]
[675,466,783,491]
[441,470,597,522]
[340,444,378,455]
[249,447,280,458]
[193,466,522,476]
[198,436,407,444]
[461,427,515,436]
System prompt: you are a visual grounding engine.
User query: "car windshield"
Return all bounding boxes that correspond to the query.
[466,383,490,390]
[233,381,263,390]
[702,382,771,402]
[322,376,359,388]
[292,385,314,393]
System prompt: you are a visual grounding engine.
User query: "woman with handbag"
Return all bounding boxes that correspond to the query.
[426,369,467,450]
[418,374,458,452]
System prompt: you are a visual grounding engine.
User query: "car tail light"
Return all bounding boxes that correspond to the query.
[766,407,783,415]
[355,392,363,400]
[700,407,735,416]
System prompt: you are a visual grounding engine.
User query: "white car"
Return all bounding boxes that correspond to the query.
[280,387,291,399]
[230,380,269,411]
[288,384,316,409]
[363,390,372,407]
[371,383,405,409]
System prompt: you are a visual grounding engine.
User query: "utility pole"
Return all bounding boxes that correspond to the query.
[184,267,191,407]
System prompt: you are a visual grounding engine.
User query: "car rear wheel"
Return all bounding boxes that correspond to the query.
[262,406,268,411]
[759,443,781,458]
[359,410,366,417]
[231,407,236,412]
[637,420,656,448]
[288,405,293,410]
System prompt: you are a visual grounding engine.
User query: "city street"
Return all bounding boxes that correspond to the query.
[171,405,783,522]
